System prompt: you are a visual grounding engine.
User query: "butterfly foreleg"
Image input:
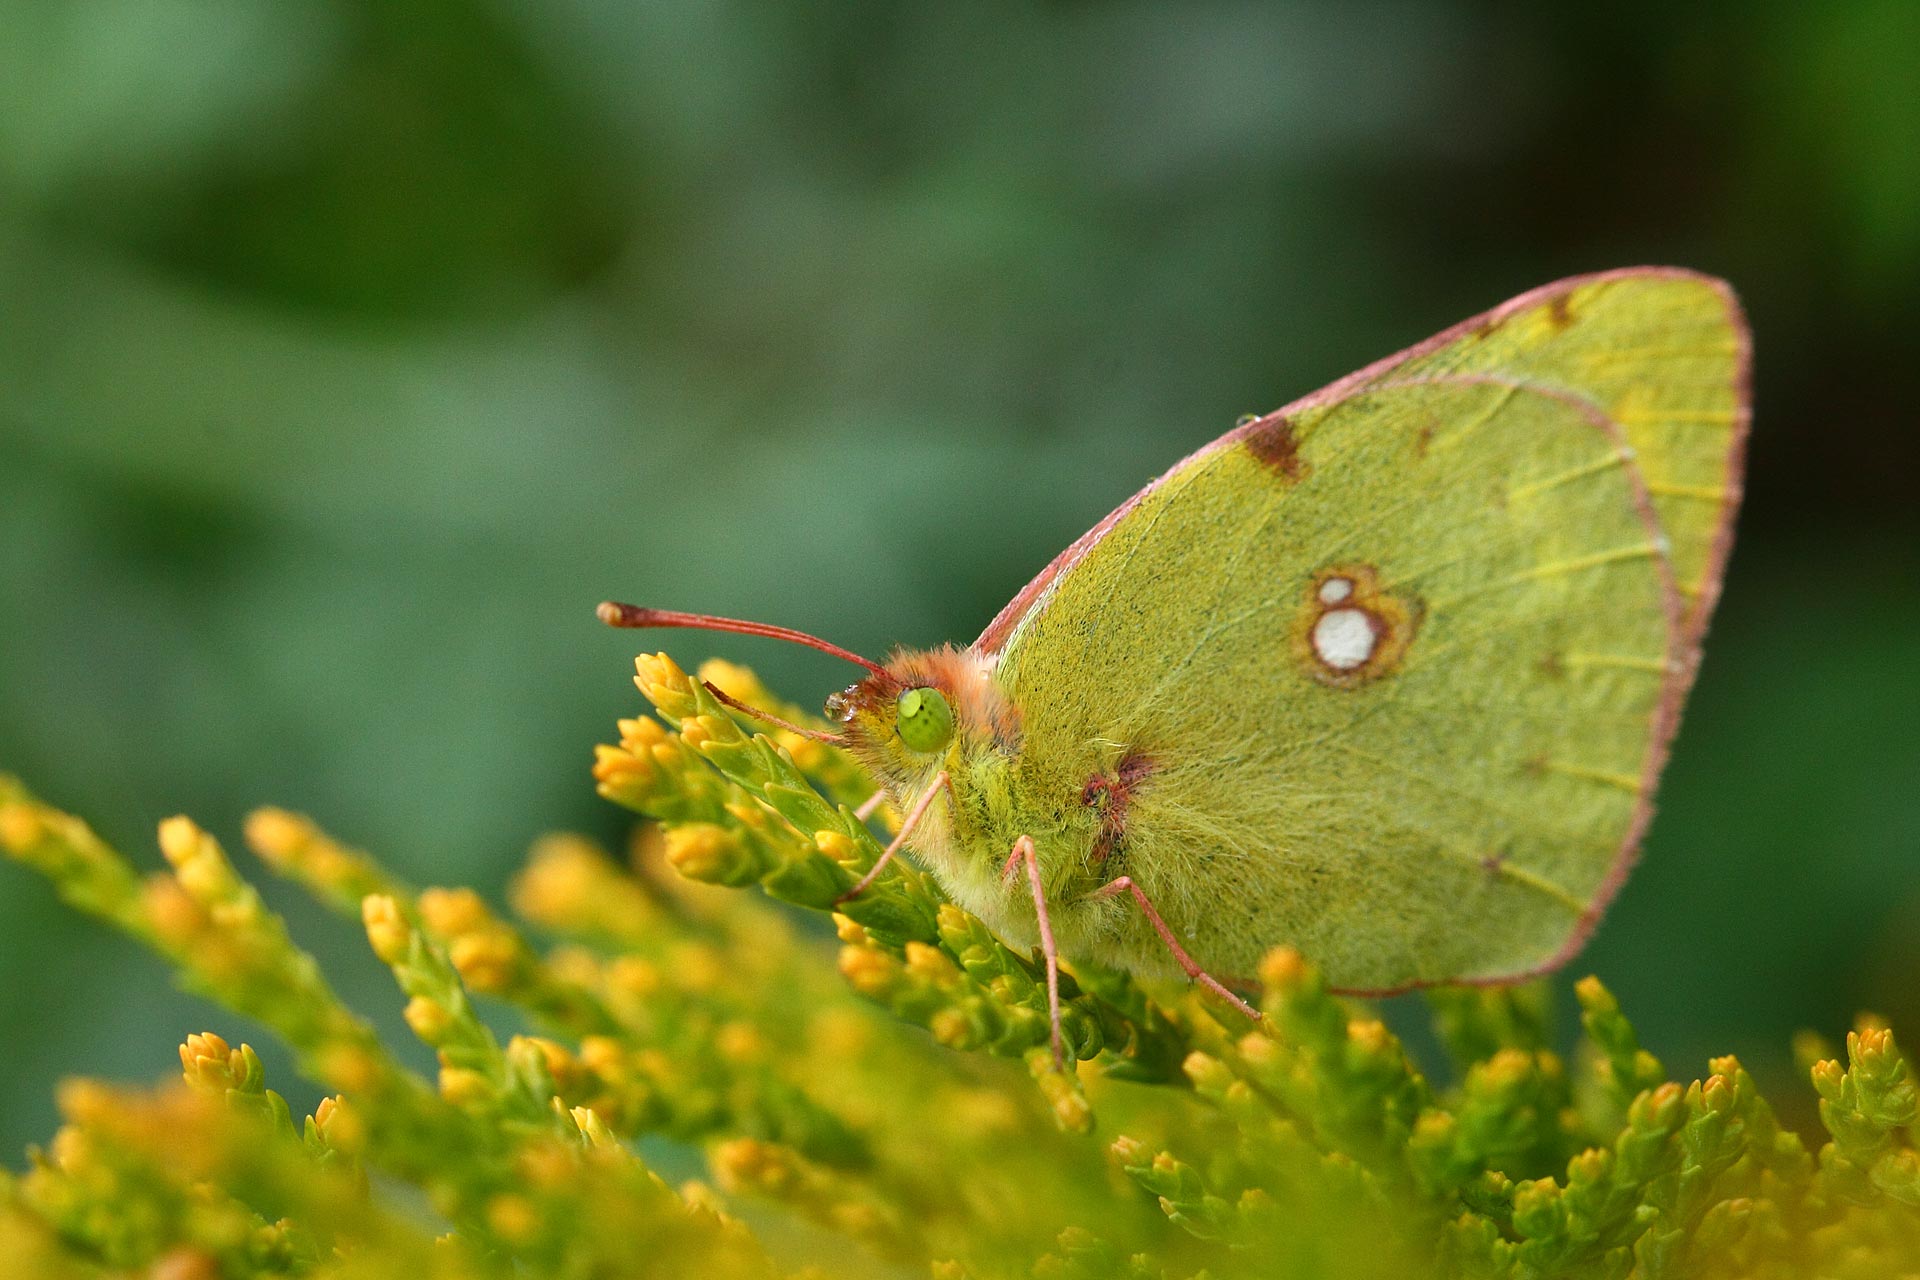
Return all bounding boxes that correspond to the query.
[1082,876,1261,1022]
[1000,835,1067,1070]
[835,771,949,905]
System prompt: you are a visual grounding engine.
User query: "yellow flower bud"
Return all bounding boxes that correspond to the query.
[361,895,411,965]
[419,887,490,937]
[449,932,519,993]
[1257,945,1306,994]
[438,1066,492,1108]
[241,807,312,870]
[838,945,900,998]
[485,1193,541,1246]
[813,830,857,864]
[312,1095,367,1155]
[179,1031,240,1091]
[317,1043,382,1094]
[143,876,209,946]
[0,801,44,853]
[404,996,454,1044]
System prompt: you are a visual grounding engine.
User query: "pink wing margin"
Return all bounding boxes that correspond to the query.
[974,266,1752,659]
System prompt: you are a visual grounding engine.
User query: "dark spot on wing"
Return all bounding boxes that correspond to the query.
[1242,414,1307,481]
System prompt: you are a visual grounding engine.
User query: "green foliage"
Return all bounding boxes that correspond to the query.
[2,654,1917,1277]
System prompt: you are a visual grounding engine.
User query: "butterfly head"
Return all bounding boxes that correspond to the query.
[593,602,1013,796]
[825,646,1017,792]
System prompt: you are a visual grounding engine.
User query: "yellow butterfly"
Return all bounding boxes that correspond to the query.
[602,268,1750,1064]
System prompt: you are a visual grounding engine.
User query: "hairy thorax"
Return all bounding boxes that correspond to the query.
[825,645,1134,957]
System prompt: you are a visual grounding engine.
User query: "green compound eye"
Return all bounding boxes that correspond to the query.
[895,686,954,753]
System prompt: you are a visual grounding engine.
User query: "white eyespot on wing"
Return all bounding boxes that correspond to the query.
[1311,608,1378,671]
[1318,576,1354,604]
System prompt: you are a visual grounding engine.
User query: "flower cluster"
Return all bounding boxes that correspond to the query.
[0,653,1915,1277]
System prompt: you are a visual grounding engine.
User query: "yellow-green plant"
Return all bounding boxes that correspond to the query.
[1,653,1915,1277]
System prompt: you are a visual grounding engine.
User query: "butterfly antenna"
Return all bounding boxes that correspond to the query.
[595,602,890,678]
[701,680,847,746]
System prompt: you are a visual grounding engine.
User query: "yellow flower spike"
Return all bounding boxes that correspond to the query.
[591,743,657,807]
[511,833,658,933]
[511,1036,583,1094]
[310,1095,366,1156]
[625,716,677,755]
[484,1192,542,1247]
[241,807,312,869]
[929,1009,972,1048]
[1237,1032,1280,1071]
[827,1201,885,1240]
[813,830,857,865]
[678,716,720,752]
[716,1022,765,1064]
[1480,1047,1533,1089]
[315,1042,382,1094]
[633,652,698,717]
[46,1122,91,1173]
[695,659,763,704]
[679,1177,726,1217]
[606,955,663,998]
[53,1078,119,1129]
[361,895,411,966]
[418,887,490,937]
[404,996,456,1045]
[904,941,962,986]
[568,1106,619,1149]
[663,823,747,883]
[157,816,239,904]
[1347,1019,1392,1055]
[148,1246,221,1280]
[837,945,902,999]
[1567,1147,1609,1184]
[241,806,389,905]
[448,932,519,994]
[577,1036,625,1080]
[832,913,869,945]
[543,944,601,988]
[0,800,43,851]
[1574,974,1617,1015]
[1257,945,1314,1004]
[179,1032,243,1091]
[1029,1052,1093,1133]
[783,736,826,771]
[437,1065,492,1108]
[140,875,211,950]
[515,1139,577,1190]
[1182,1051,1235,1097]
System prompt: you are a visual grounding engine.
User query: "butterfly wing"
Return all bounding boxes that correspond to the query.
[986,269,1748,990]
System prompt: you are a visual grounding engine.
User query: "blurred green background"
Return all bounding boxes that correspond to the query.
[3,3,1916,1154]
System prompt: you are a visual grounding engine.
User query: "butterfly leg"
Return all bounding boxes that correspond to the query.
[853,789,888,821]
[834,771,948,905]
[1083,877,1261,1022]
[999,835,1067,1070]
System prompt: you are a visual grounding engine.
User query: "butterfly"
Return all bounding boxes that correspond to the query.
[601,268,1750,1065]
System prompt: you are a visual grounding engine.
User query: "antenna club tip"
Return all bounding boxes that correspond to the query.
[597,601,632,626]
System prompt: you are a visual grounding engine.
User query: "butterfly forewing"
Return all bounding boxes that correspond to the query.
[987,269,1747,991]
